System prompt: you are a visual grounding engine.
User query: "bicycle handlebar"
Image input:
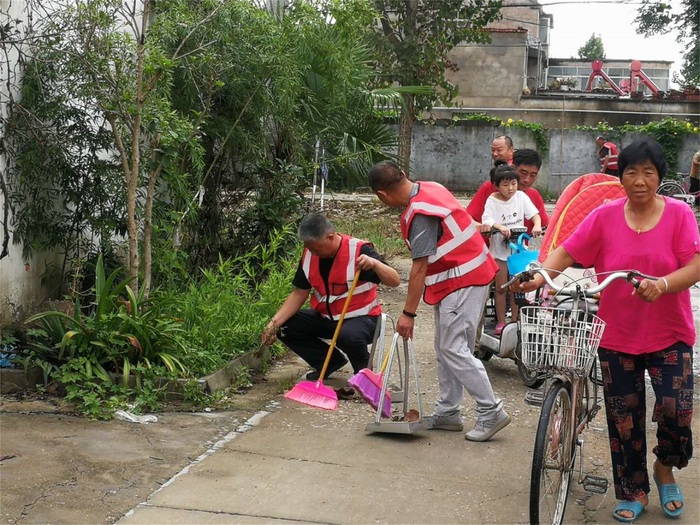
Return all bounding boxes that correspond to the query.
[502,262,657,298]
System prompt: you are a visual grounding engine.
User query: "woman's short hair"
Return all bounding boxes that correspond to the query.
[492,164,518,187]
[617,138,668,181]
[298,212,334,241]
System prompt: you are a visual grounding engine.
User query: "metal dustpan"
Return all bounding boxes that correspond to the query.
[365,334,428,434]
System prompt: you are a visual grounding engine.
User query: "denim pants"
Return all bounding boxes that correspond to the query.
[598,342,694,501]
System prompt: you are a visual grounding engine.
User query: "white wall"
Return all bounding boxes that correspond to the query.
[0,0,64,325]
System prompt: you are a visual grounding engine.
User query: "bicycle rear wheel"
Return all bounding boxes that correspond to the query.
[657,181,684,197]
[530,380,574,525]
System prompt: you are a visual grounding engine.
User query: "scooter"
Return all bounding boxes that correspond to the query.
[474,227,545,388]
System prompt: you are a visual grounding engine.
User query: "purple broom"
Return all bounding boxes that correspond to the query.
[348,338,393,418]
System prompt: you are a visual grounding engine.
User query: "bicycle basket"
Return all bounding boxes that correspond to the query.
[519,307,606,375]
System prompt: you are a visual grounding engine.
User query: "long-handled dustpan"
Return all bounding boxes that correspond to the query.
[284,270,361,410]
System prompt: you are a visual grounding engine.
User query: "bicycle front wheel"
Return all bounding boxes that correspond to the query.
[530,380,575,525]
[657,181,684,197]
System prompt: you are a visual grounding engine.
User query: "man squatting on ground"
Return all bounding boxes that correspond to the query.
[368,161,511,442]
[261,213,400,380]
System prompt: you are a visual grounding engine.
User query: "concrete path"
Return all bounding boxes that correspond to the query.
[117,277,700,525]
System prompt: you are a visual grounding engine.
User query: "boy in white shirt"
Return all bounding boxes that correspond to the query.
[482,164,542,335]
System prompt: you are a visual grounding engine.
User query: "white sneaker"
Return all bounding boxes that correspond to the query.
[465,410,511,442]
[424,413,464,431]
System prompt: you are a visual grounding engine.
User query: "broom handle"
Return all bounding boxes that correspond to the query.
[317,270,361,383]
[378,337,393,375]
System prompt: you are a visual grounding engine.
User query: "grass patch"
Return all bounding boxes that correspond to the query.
[326,201,407,261]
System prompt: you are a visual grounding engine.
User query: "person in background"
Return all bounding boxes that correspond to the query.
[482,164,541,336]
[368,161,511,443]
[689,148,699,206]
[262,213,400,380]
[467,135,514,229]
[513,148,549,233]
[491,135,514,164]
[515,138,698,523]
[596,135,619,176]
[468,147,549,235]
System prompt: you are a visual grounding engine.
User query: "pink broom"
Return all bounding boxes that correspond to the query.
[284,271,360,410]
[348,335,394,418]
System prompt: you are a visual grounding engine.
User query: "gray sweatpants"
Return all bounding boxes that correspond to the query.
[433,285,501,419]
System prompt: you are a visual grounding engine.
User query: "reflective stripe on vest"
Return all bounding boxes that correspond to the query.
[600,142,619,170]
[302,235,381,320]
[401,182,497,304]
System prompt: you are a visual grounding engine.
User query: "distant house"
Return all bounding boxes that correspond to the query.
[446,0,552,107]
[436,0,694,128]
[547,58,672,95]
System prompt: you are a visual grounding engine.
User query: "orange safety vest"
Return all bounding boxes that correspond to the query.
[599,142,619,170]
[302,235,381,320]
[401,182,497,305]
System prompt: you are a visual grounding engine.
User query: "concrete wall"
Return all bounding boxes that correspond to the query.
[431,97,699,129]
[407,120,699,195]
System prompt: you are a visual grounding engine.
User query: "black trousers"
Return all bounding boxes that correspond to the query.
[278,309,377,373]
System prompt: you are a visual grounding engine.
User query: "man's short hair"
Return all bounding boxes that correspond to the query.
[368,160,405,191]
[495,135,513,148]
[298,212,334,242]
[513,148,542,169]
[596,136,606,142]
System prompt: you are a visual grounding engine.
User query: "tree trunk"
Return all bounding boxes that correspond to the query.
[398,92,414,174]
[142,158,162,300]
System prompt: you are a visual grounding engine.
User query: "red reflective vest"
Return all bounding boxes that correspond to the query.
[401,182,497,305]
[599,142,619,171]
[302,234,381,320]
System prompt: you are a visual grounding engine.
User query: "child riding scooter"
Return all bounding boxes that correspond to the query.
[473,164,543,387]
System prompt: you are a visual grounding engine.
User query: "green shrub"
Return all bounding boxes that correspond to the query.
[159,226,299,376]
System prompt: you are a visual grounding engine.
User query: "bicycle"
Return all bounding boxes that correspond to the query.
[657,172,698,205]
[504,264,653,525]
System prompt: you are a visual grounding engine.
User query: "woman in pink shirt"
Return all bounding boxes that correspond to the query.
[515,139,699,523]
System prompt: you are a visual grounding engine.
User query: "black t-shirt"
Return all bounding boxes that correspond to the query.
[292,243,385,290]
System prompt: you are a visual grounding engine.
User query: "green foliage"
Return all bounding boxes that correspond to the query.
[619,117,700,173]
[160,227,299,376]
[22,255,187,385]
[635,1,699,87]
[448,114,548,155]
[328,206,406,260]
[371,0,502,110]
[503,118,548,156]
[577,33,606,60]
[573,117,700,174]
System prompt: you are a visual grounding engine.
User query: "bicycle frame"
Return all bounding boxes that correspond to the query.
[509,264,653,525]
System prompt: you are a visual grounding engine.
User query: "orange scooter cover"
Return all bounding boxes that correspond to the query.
[539,173,627,261]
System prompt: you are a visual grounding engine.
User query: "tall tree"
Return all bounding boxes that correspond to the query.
[3,0,218,296]
[371,0,502,173]
[635,0,699,87]
[577,33,606,60]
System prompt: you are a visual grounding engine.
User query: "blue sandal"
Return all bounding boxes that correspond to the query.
[613,500,645,523]
[654,477,684,518]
